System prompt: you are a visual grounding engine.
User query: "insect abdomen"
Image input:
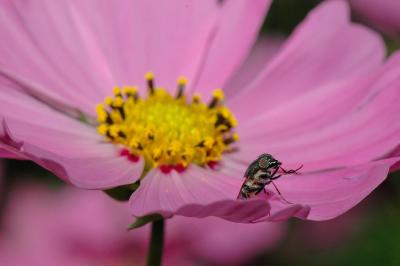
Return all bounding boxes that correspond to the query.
[237,179,263,199]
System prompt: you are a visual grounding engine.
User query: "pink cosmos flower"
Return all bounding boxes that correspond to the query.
[349,0,400,37]
[0,183,285,266]
[0,0,400,223]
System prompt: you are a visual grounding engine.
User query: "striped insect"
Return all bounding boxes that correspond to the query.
[237,154,302,200]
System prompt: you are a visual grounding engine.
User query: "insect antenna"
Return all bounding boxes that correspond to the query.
[271,181,293,204]
[280,164,303,175]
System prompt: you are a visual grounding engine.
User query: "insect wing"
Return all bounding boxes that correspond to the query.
[237,191,247,199]
[243,160,259,178]
[237,176,251,199]
[237,179,247,199]
[237,176,264,199]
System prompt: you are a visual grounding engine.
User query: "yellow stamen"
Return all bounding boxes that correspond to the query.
[208,88,225,108]
[113,86,121,96]
[177,76,188,86]
[145,72,154,81]
[96,74,238,169]
[123,86,137,95]
[113,97,124,108]
[232,133,239,141]
[192,93,201,104]
[213,89,224,101]
[97,124,108,135]
[145,72,155,95]
[104,96,113,106]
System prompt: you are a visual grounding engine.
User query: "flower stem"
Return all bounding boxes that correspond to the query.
[146,219,164,266]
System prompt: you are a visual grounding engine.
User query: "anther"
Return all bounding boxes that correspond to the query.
[146,130,155,141]
[124,86,139,102]
[97,124,109,135]
[104,96,113,106]
[196,140,205,147]
[123,86,136,96]
[152,148,162,161]
[204,137,214,149]
[176,76,187,98]
[118,131,127,138]
[192,94,201,104]
[224,133,239,145]
[208,89,224,108]
[113,97,124,108]
[113,87,122,97]
[136,143,144,150]
[145,72,155,95]
[95,104,108,123]
[214,113,231,129]
[196,137,214,148]
[109,125,121,138]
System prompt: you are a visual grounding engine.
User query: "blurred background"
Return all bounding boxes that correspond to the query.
[1,1,400,265]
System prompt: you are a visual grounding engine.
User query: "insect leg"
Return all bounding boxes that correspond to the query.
[270,167,279,177]
[280,164,303,175]
[255,185,266,195]
[271,181,293,204]
[270,174,281,180]
[256,180,271,195]
[270,181,282,195]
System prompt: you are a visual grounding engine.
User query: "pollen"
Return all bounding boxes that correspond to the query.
[96,74,238,171]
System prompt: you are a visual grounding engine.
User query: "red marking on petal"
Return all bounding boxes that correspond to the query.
[207,161,218,169]
[120,148,139,163]
[160,165,173,174]
[120,148,130,157]
[174,164,186,173]
[128,154,140,162]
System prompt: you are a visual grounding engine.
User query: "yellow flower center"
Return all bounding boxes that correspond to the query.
[96,73,238,172]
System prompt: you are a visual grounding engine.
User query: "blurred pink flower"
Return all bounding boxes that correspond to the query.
[0,0,399,222]
[349,0,400,37]
[0,183,285,266]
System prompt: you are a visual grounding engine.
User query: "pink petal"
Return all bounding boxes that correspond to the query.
[0,0,112,114]
[235,52,400,171]
[227,0,385,122]
[175,198,271,223]
[192,0,272,99]
[0,149,22,159]
[0,0,220,115]
[258,158,398,221]
[0,88,143,189]
[129,166,272,222]
[224,35,285,98]
[73,0,221,94]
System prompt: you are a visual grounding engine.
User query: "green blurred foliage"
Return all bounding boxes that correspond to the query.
[386,38,400,55]
[262,0,322,34]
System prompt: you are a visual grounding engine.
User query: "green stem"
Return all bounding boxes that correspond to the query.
[146,219,165,266]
